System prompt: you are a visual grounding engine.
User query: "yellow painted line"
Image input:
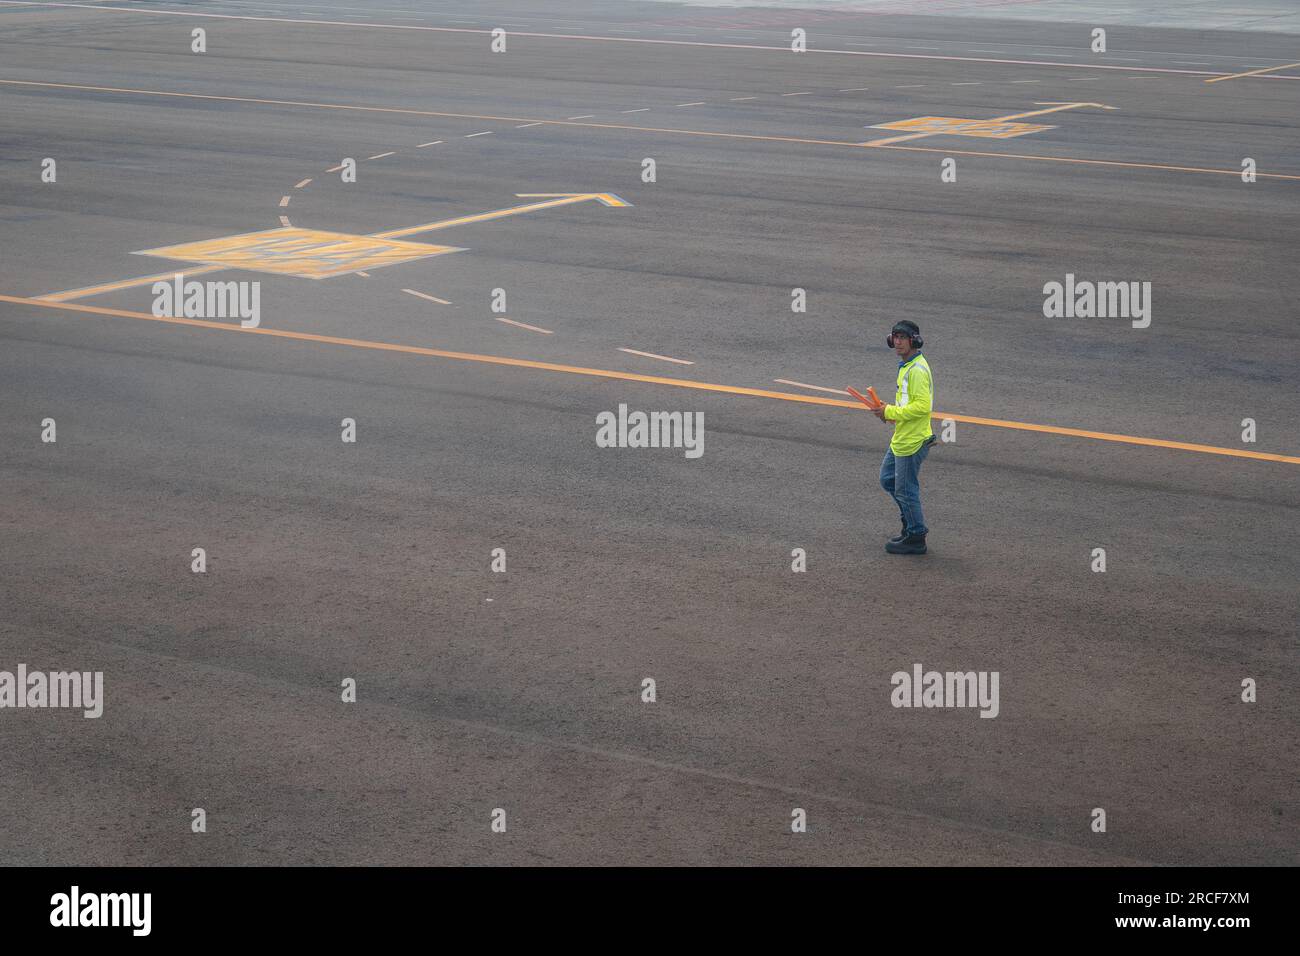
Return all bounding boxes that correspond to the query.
[495,317,553,334]
[294,178,312,188]
[1,291,1297,465]
[618,347,694,365]
[402,288,452,305]
[5,79,1298,181]
[1205,61,1300,84]
[36,265,225,302]
[774,378,850,396]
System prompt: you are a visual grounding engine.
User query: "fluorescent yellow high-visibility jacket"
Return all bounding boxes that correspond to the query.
[883,353,934,456]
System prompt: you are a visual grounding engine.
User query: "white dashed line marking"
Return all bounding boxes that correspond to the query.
[495,317,553,334]
[782,91,813,96]
[838,87,871,92]
[567,114,595,119]
[952,81,981,85]
[278,195,291,207]
[278,215,292,227]
[515,122,543,128]
[896,84,926,88]
[618,347,694,365]
[970,49,1005,54]
[774,379,850,396]
[326,164,344,172]
[294,178,312,188]
[402,288,452,305]
[729,96,757,101]
[620,108,650,113]
[1010,79,1040,83]
[675,102,706,107]
[416,140,443,147]
[464,131,493,138]
[355,271,370,277]
[367,151,395,159]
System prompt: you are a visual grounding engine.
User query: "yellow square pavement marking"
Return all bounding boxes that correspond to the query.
[135,227,463,279]
[870,116,1056,139]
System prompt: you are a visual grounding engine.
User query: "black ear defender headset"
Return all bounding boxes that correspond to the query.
[886,320,923,349]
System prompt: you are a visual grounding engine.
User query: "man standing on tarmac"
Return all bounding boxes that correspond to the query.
[871,321,936,555]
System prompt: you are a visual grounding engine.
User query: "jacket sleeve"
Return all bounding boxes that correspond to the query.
[883,365,932,423]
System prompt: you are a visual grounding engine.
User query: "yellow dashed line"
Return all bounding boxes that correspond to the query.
[1,293,1296,465]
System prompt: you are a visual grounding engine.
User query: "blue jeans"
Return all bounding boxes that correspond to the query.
[880,438,933,536]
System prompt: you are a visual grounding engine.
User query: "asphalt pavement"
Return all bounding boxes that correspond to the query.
[0,0,1296,865]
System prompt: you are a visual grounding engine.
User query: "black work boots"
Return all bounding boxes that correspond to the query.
[885,532,927,555]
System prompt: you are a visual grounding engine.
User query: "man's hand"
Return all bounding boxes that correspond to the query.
[872,404,888,421]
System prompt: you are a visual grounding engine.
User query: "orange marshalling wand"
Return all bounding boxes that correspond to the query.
[846,386,883,410]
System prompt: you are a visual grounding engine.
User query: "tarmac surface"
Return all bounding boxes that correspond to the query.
[0,0,1297,865]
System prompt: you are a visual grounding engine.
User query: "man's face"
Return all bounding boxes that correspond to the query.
[892,331,915,359]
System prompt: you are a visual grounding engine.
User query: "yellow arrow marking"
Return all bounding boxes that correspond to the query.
[373,192,628,240]
[38,193,629,300]
[1205,61,1300,84]
[995,101,1118,121]
[2,292,1298,466]
[865,101,1116,145]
